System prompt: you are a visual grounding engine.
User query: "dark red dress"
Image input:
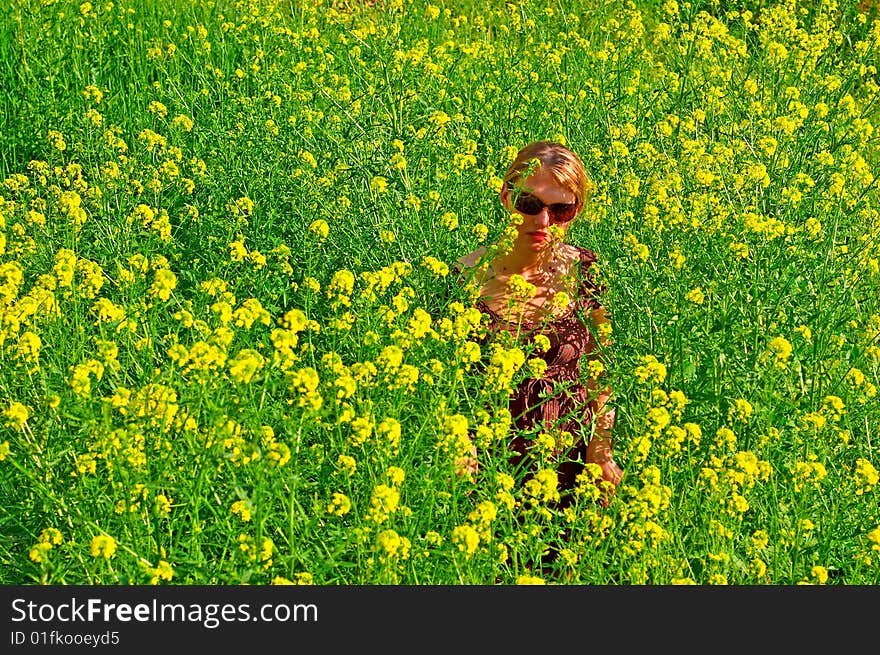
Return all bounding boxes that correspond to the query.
[455,246,606,495]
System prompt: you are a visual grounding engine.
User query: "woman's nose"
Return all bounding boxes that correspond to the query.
[533,209,551,227]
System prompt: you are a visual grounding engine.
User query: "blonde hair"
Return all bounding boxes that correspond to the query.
[503,141,592,207]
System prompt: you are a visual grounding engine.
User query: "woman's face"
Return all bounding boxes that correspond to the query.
[500,166,580,251]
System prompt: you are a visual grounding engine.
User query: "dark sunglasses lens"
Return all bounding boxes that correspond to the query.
[515,194,544,215]
[551,204,578,223]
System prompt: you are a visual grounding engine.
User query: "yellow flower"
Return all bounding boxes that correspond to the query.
[421,256,449,277]
[375,529,411,560]
[231,500,253,522]
[349,416,374,447]
[172,114,194,131]
[90,534,117,559]
[823,395,845,419]
[147,100,168,119]
[624,234,650,262]
[155,494,172,517]
[29,542,51,563]
[484,344,526,392]
[149,560,174,584]
[532,334,551,353]
[533,432,556,457]
[366,484,399,523]
[83,84,103,103]
[440,212,459,230]
[506,274,536,301]
[811,566,829,584]
[634,354,667,384]
[868,526,880,553]
[451,525,480,558]
[386,465,405,486]
[526,357,548,378]
[228,349,266,384]
[229,239,248,262]
[47,129,67,151]
[3,402,29,429]
[309,219,329,239]
[854,458,878,494]
[524,468,560,503]
[714,427,737,451]
[149,268,177,301]
[515,575,545,585]
[728,398,754,423]
[767,336,792,364]
[327,269,356,301]
[229,196,254,218]
[29,528,63,562]
[299,150,318,168]
[337,455,356,476]
[496,472,515,491]
[327,493,352,517]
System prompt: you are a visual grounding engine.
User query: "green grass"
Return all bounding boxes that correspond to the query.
[0,0,879,585]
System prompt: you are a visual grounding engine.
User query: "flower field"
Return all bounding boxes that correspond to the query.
[1,0,879,585]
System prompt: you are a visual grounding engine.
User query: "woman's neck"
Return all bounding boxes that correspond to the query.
[490,242,568,277]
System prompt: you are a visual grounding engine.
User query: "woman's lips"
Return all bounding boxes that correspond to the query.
[530,231,550,241]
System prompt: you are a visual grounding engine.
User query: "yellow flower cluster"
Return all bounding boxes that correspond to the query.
[421,256,448,277]
[854,458,879,496]
[374,529,411,563]
[238,534,273,569]
[149,268,177,302]
[451,524,480,558]
[89,534,117,559]
[230,500,253,522]
[129,204,172,242]
[70,359,104,397]
[524,469,560,504]
[767,336,793,369]
[289,366,322,411]
[143,559,174,585]
[3,401,29,429]
[483,344,525,392]
[623,466,672,558]
[228,348,266,384]
[327,492,352,517]
[793,460,828,492]
[505,273,536,302]
[29,528,63,564]
[436,412,474,469]
[366,483,401,524]
[634,354,667,384]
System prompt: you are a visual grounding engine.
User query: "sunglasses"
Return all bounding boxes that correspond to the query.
[510,189,579,224]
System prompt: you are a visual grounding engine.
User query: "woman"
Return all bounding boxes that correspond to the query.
[454,141,623,500]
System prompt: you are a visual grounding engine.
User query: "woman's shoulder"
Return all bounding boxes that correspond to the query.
[566,244,605,303]
[568,244,598,266]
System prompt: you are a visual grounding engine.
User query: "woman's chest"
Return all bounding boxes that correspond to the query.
[487,313,594,369]
[477,275,579,325]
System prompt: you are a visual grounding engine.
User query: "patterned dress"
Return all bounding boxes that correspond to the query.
[456,246,606,496]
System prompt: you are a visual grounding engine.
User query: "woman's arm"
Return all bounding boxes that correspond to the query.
[584,380,622,485]
[584,304,623,486]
